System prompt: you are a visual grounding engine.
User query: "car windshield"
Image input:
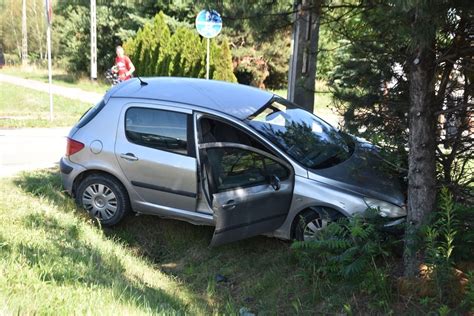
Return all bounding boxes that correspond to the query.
[246,98,354,169]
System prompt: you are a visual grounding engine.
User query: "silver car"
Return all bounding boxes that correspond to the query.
[60,77,406,246]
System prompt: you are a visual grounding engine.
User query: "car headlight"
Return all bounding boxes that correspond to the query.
[364,197,407,218]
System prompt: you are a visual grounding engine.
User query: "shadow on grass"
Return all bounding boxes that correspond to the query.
[12,169,197,312]
[15,168,298,313]
[16,211,186,313]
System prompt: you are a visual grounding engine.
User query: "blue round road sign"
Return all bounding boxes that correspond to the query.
[195,10,222,38]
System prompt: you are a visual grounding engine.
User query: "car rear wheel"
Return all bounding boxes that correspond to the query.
[293,209,338,241]
[75,174,130,226]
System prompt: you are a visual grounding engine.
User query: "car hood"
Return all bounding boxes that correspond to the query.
[307,140,406,206]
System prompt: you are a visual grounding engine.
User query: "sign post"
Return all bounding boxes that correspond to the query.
[195,10,222,80]
[45,0,53,121]
[90,0,97,80]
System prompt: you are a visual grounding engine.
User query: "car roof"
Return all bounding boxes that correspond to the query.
[106,77,274,120]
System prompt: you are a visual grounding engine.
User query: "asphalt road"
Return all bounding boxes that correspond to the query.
[0,127,70,177]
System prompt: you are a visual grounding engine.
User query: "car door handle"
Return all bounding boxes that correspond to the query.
[120,153,139,161]
[222,200,236,210]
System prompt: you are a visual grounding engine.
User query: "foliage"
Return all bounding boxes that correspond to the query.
[462,272,474,313]
[0,0,46,60]
[54,2,142,75]
[424,188,458,302]
[326,1,473,200]
[124,12,236,82]
[292,211,395,311]
[293,213,390,280]
[421,187,474,311]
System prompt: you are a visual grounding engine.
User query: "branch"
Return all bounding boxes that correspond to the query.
[435,103,473,115]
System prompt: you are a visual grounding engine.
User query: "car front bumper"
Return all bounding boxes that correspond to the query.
[381,217,406,235]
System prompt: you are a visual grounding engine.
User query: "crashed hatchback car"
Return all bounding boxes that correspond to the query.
[60,78,406,246]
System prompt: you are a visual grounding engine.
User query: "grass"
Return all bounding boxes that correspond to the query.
[0,82,91,128]
[0,168,359,314]
[1,66,109,94]
[2,169,472,314]
[0,170,211,314]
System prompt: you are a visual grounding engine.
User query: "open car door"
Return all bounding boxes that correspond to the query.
[199,142,294,247]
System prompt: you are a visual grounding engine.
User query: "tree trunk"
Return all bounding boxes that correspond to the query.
[403,8,438,277]
[288,0,322,113]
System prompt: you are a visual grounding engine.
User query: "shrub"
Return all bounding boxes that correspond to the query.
[292,211,395,310]
[124,12,236,82]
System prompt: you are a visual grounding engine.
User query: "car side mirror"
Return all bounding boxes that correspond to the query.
[269,175,281,191]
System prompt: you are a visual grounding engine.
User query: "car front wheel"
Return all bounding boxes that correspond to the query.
[293,209,336,241]
[75,174,130,226]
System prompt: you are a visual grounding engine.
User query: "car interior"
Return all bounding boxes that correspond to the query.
[197,117,289,199]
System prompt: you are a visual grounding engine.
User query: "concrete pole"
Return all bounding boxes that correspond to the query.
[22,0,28,67]
[90,0,97,80]
[287,0,322,113]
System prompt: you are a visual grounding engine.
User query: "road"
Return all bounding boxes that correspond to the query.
[0,127,70,177]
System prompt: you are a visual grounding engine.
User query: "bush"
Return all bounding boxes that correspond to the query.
[292,211,395,311]
[124,12,236,82]
[4,53,20,66]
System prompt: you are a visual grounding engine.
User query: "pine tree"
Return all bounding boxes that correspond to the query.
[212,38,237,82]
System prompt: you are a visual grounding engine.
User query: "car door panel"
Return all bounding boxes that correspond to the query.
[115,104,197,212]
[210,179,293,246]
[116,143,197,211]
[199,142,294,247]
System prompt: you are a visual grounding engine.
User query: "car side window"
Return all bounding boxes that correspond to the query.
[125,107,189,155]
[200,117,271,152]
[206,147,289,192]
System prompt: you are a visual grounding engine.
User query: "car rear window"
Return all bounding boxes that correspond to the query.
[76,99,106,128]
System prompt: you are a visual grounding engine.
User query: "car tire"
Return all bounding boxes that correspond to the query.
[75,174,130,227]
[293,209,335,241]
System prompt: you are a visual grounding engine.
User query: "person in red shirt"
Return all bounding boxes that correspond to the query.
[113,45,135,81]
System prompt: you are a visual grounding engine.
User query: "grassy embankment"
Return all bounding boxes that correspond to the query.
[1,66,109,94]
[0,169,320,314]
[0,82,90,128]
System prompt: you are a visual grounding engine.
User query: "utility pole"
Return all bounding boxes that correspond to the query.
[45,0,53,120]
[22,0,28,67]
[90,0,97,80]
[287,0,322,113]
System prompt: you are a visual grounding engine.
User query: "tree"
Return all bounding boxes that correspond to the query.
[213,38,238,82]
[403,1,438,277]
[54,1,143,74]
[124,11,236,82]
[325,1,473,276]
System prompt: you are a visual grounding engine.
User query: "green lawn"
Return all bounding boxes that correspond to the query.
[0,170,209,314]
[0,169,362,314]
[1,169,472,314]
[1,66,109,94]
[0,82,91,128]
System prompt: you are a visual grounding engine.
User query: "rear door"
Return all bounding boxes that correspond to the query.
[115,104,197,211]
[200,142,294,246]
